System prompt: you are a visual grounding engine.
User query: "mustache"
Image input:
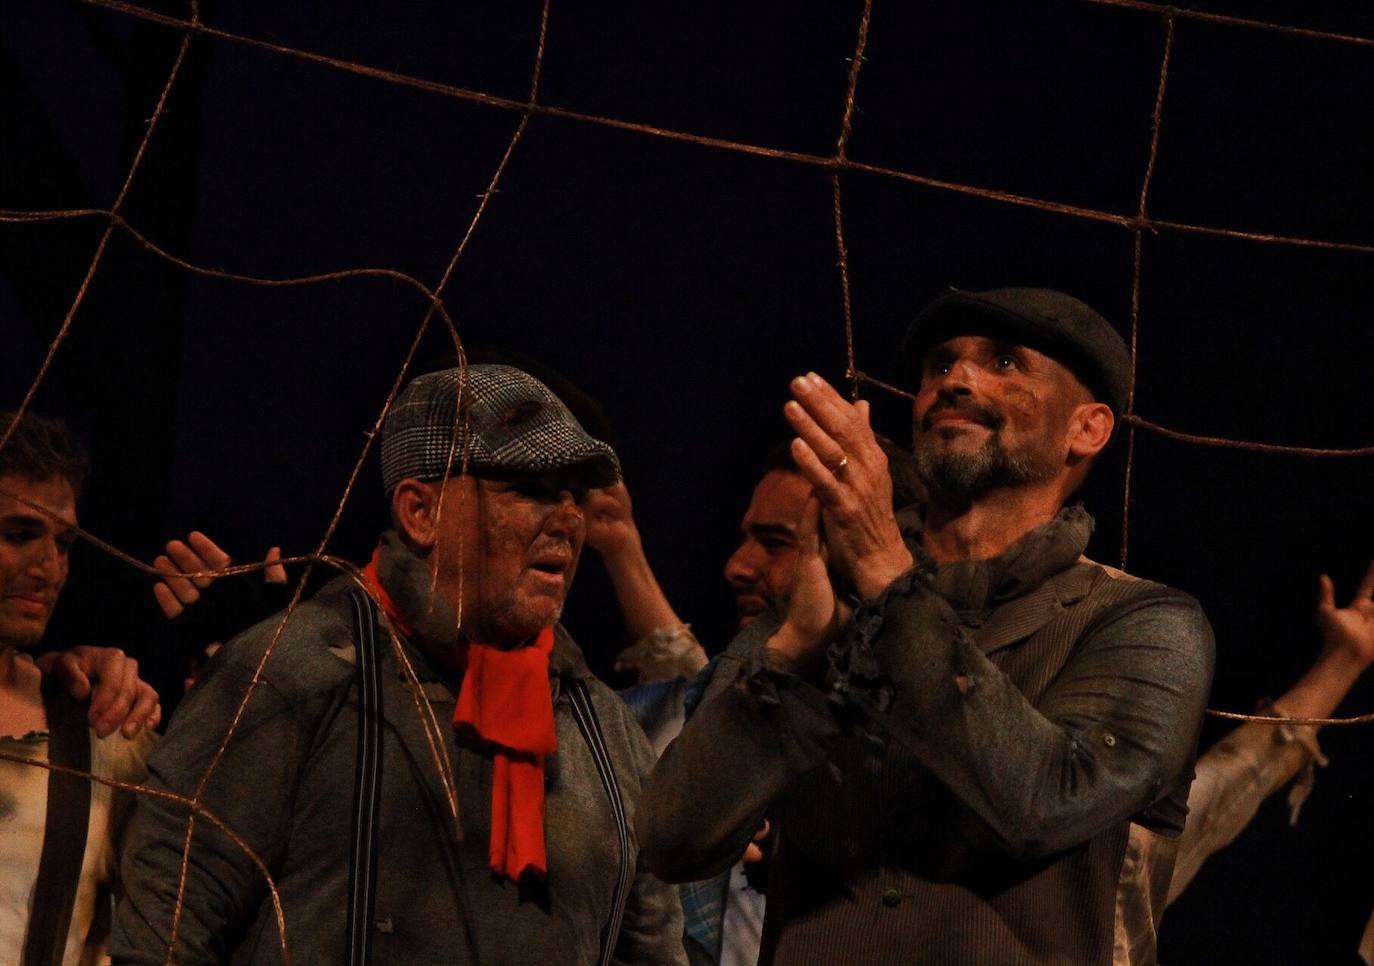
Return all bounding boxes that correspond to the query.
[922,396,1004,431]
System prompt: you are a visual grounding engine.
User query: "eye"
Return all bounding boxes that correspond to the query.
[758,536,794,552]
[2,527,39,546]
[994,354,1018,370]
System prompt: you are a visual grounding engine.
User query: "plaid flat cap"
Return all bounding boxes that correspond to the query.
[380,364,621,492]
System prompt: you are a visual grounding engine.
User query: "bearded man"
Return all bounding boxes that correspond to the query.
[641,287,1215,966]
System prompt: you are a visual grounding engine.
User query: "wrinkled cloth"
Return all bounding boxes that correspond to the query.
[1,677,153,966]
[1167,698,1326,904]
[113,531,685,966]
[641,506,1214,966]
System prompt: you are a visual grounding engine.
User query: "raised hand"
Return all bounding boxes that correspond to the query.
[783,372,912,599]
[1315,560,1374,670]
[583,482,639,558]
[766,497,852,669]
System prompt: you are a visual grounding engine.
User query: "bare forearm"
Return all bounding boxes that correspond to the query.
[600,538,683,641]
[1276,647,1368,720]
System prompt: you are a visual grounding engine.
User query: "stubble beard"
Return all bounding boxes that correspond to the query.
[483,583,566,646]
[915,426,1059,503]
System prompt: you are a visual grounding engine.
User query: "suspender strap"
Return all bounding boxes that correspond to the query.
[566,678,631,966]
[347,589,385,966]
[23,677,93,966]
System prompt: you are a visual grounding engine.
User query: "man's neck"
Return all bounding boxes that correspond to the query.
[921,484,1064,563]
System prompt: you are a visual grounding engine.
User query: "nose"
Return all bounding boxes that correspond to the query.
[916,361,976,424]
[723,541,759,586]
[931,358,978,398]
[25,535,65,585]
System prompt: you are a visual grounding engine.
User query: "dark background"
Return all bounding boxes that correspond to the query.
[3,1,1372,960]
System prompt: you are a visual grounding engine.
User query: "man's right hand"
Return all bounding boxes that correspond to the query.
[766,497,851,669]
[153,532,286,619]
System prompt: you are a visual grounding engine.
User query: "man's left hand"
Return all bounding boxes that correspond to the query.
[783,372,913,600]
[766,497,853,668]
[36,645,162,738]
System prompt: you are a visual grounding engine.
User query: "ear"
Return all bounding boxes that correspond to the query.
[391,479,439,552]
[1066,402,1114,460]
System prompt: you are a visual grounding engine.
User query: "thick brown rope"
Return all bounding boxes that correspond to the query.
[0,208,459,333]
[0,18,194,460]
[1121,11,1175,569]
[832,0,874,400]
[1083,0,1374,48]
[5,11,1374,955]
[71,0,1374,260]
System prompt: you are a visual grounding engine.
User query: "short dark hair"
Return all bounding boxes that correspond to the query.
[0,410,90,495]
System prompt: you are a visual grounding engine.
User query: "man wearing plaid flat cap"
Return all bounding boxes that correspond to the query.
[114,364,687,965]
[643,288,1215,966]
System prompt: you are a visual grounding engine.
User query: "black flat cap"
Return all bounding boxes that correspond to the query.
[898,287,1133,416]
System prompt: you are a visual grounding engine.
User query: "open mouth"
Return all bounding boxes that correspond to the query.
[530,561,565,575]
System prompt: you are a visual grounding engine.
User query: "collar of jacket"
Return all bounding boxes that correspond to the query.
[372,528,595,686]
[895,504,1094,615]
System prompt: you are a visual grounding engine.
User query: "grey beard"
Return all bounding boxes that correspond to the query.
[915,431,1055,502]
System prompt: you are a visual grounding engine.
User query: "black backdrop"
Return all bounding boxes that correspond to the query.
[3,1,1373,961]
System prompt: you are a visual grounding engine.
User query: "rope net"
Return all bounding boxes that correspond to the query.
[1,0,1372,958]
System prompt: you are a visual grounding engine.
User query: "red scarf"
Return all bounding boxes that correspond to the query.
[362,549,557,882]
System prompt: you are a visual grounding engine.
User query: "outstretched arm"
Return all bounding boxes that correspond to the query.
[1169,560,1374,903]
[1280,561,1374,719]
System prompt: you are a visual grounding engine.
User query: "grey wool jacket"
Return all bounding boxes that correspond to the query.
[639,506,1214,966]
[112,532,686,965]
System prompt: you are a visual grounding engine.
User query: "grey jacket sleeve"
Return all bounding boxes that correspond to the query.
[846,570,1215,858]
[111,621,343,964]
[640,617,837,882]
[641,572,1215,880]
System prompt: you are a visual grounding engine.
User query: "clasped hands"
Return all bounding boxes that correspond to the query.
[767,373,913,667]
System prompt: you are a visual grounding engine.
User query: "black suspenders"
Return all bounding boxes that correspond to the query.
[22,679,92,966]
[346,589,384,966]
[345,590,631,966]
[566,678,632,966]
